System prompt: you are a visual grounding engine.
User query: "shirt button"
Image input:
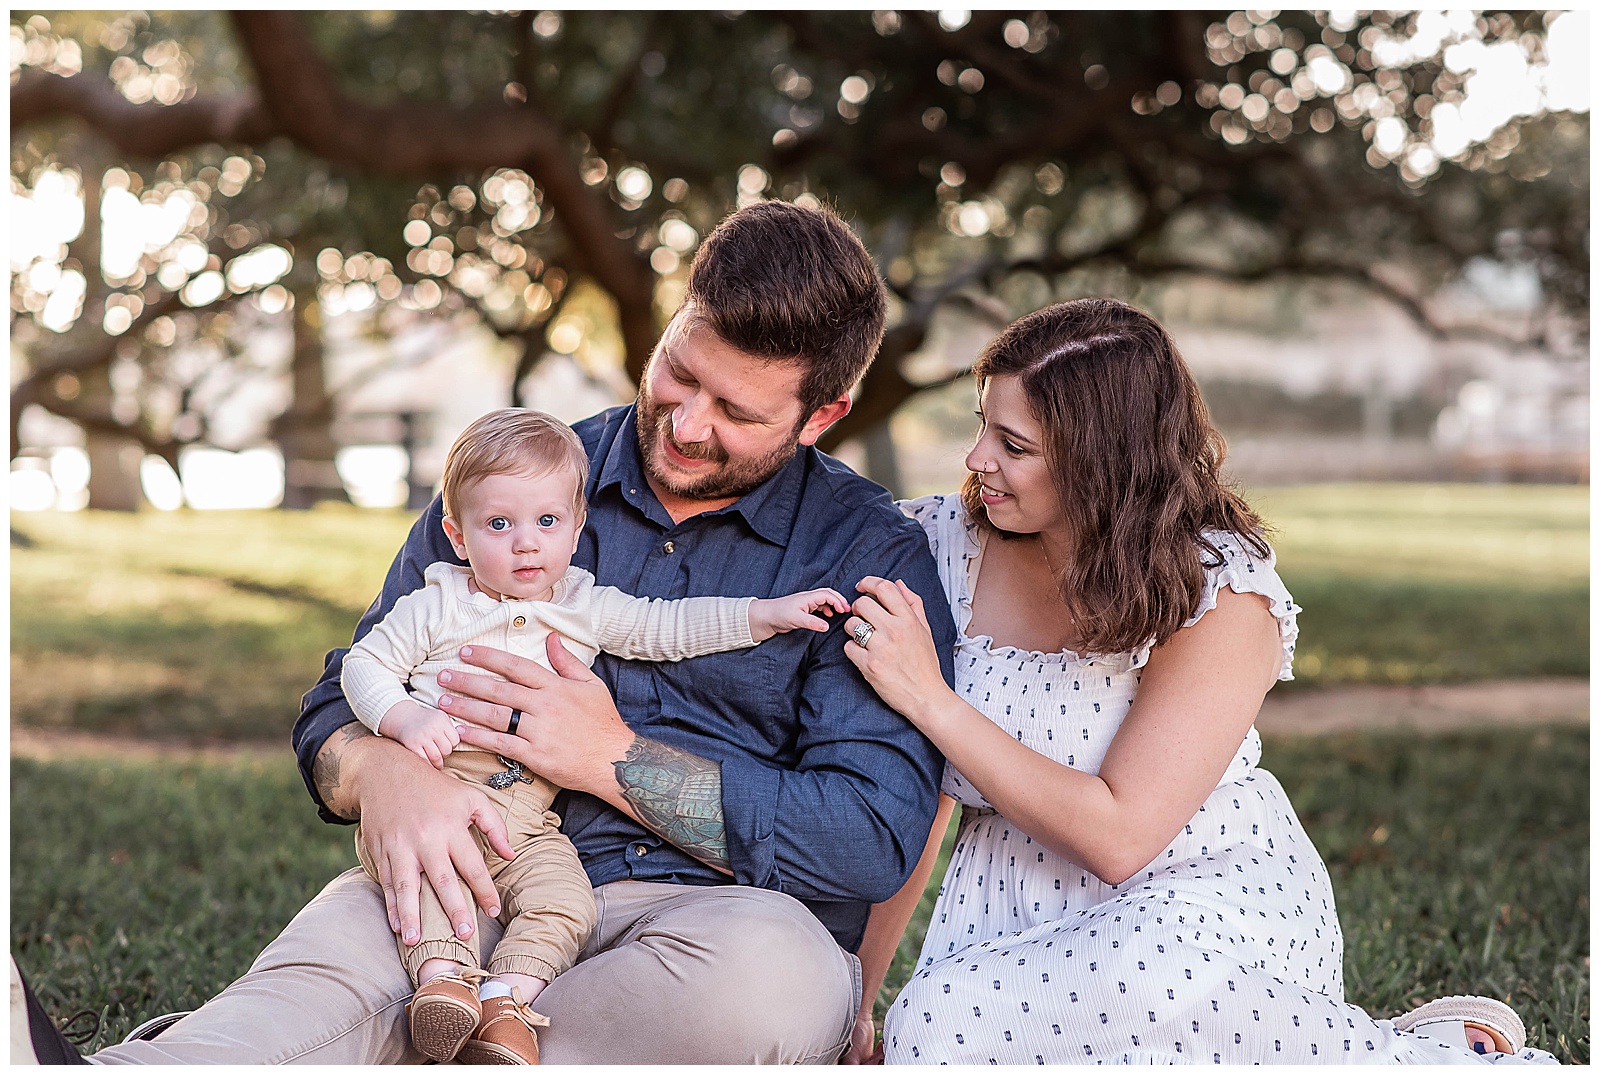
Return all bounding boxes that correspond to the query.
[512,615,526,628]
[662,541,675,554]
[633,844,648,857]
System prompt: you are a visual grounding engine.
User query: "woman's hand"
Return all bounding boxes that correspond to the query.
[839,1009,882,1064]
[842,576,951,727]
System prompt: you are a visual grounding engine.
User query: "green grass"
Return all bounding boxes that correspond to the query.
[1251,484,1589,588]
[865,726,1588,1064]
[10,505,416,741]
[9,486,1588,1059]
[14,727,1586,1061]
[10,754,357,1052]
[9,485,1586,743]
[1270,726,1588,1064]
[1252,483,1588,687]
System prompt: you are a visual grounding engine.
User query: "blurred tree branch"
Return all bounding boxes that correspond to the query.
[227,12,661,372]
[11,66,275,154]
[12,8,1586,501]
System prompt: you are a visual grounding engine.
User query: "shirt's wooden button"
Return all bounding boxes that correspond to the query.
[512,615,526,628]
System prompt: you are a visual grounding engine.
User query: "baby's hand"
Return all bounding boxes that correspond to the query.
[748,587,852,642]
[377,699,461,769]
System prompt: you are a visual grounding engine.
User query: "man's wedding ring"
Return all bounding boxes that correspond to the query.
[507,708,522,735]
[851,621,875,648]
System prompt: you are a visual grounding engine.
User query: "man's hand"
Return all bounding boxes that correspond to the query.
[377,699,461,769]
[445,635,734,871]
[441,633,634,802]
[315,726,515,945]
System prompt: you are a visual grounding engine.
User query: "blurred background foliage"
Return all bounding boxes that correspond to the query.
[10,10,1588,508]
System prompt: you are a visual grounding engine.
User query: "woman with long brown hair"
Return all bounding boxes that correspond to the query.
[839,299,1553,1065]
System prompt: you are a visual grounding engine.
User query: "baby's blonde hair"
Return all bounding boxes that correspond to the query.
[440,409,588,521]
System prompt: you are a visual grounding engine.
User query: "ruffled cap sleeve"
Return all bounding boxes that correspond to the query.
[1128,530,1299,680]
[897,494,971,620]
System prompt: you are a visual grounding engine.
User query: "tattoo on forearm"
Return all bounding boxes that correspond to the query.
[614,736,730,871]
[312,723,371,820]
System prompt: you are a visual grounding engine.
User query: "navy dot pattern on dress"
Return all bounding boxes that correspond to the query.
[880,496,1556,1066]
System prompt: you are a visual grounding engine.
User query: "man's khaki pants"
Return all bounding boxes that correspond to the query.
[89,870,860,1064]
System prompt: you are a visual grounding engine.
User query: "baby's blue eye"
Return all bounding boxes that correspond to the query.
[538,514,558,528]
[488,517,511,531]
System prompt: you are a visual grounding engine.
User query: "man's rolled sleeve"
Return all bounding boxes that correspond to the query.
[719,756,782,889]
[716,527,955,903]
[292,495,463,819]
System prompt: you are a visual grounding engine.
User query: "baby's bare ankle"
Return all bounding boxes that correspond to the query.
[490,971,548,1003]
[416,957,467,985]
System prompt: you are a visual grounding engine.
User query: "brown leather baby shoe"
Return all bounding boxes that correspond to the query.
[406,970,484,1062]
[457,992,550,1065]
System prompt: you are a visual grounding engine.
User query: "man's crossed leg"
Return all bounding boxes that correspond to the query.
[85,869,857,1064]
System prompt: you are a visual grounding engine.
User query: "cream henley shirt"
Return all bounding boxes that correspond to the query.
[342,561,755,747]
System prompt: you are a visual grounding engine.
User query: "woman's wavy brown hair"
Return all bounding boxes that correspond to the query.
[960,298,1268,656]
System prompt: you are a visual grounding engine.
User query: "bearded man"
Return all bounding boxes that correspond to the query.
[79,200,954,1064]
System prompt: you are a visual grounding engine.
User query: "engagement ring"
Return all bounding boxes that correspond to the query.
[851,621,875,648]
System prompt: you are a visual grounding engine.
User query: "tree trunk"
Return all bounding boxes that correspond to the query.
[275,282,348,509]
[11,376,38,462]
[83,452,142,509]
[80,359,145,510]
[860,419,903,498]
[399,411,434,511]
[69,157,147,511]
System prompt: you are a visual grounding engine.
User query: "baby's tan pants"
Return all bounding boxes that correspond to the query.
[355,748,597,985]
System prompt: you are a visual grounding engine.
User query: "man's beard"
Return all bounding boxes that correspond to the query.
[635,392,799,502]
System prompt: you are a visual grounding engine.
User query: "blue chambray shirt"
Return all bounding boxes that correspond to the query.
[294,405,954,951]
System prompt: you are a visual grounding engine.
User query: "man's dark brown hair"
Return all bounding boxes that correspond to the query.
[684,200,887,417]
[960,298,1271,656]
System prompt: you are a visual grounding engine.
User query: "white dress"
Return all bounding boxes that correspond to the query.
[882,495,1556,1066]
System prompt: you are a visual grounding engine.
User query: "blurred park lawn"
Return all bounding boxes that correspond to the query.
[1251,483,1589,687]
[10,482,1588,742]
[9,482,1589,1058]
